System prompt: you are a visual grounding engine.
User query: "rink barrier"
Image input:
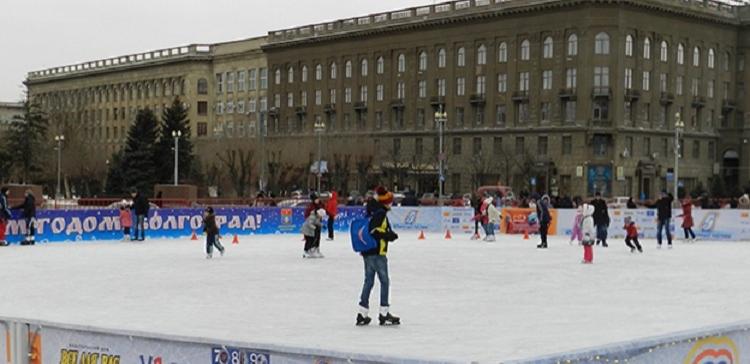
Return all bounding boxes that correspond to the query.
[4,206,750,243]
[506,320,750,364]
[0,316,461,364]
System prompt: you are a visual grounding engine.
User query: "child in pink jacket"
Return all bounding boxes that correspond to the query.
[119,205,132,241]
[569,205,583,245]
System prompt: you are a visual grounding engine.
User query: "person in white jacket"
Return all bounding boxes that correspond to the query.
[581,204,596,264]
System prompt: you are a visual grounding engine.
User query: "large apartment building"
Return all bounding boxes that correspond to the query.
[25,0,750,198]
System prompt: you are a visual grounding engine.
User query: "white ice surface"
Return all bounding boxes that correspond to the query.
[0,234,749,363]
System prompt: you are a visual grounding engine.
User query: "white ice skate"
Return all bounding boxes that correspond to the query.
[312,247,325,258]
[206,253,212,259]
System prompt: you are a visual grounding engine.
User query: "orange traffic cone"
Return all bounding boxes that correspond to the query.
[523,229,529,240]
[190,230,198,241]
[232,234,240,245]
[445,230,452,240]
[418,230,426,240]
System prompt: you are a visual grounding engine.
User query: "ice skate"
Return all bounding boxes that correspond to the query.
[356,313,371,326]
[630,247,636,253]
[0,241,7,247]
[206,253,212,259]
[302,250,313,258]
[379,312,400,326]
[536,243,548,249]
[326,237,334,241]
[601,242,609,248]
[219,247,225,257]
[470,233,480,241]
[668,244,673,249]
[312,247,324,258]
[657,244,662,249]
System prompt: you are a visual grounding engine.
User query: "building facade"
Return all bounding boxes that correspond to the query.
[0,102,24,136]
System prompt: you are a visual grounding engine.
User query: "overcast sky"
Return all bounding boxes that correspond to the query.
[0,0,430,101]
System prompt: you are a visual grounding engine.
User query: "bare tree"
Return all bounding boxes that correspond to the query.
[329,153,352,192]
[216,149,254,197]
[354,155,374,193]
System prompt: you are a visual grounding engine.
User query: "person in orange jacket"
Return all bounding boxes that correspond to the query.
[678,197,697,243]
[325,190,339,241]
[623,216,643,253]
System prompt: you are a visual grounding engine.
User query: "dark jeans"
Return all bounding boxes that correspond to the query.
[304,235,316,251]
[123,227,130,235]
[206,233,224,255]
[596,224,608,244]
[625,237,642,251]
[327,216,335,239]
[484,222,495,236]
[314,227,321,249]
[359,255,390,309]
[684,228,696,239]
[133,214,146,240]
[24,217,35,242]
[539,221,549,245]
[657,218,672,245]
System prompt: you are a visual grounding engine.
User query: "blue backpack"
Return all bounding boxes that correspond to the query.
[350,218,378,253]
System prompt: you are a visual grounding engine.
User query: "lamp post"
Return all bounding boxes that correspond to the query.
[434,107,447,199]
[258,111,267,192]
[313,117,326,192]
[674,113,685,203]
[54,134,65,199]
[172,130,182,186]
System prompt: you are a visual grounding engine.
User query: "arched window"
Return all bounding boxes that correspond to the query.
[677,43,685,65]
[693,47,700,67]
[345,60,352,78]
[397,54,406,72]
[376,57,384,74]
[643,37,651,59]
[419,51,428,71]
[274,69,281,85]
[660,41,668,62]
[330,62,337,79]
[197,78,208,95]
[302,66,308,82]
[498,42,508,62]
[520,40,530,60]
[437,48,446,68]
[315,64,322,80]
[625,35,634,57]
[724,52,731,72]
[287,67,294,83]
[457,47,466,67]
[477,44,487,65]
[708,48,715,69]
[567,34,578,56]
[542,37,553,59]
[361,59,368,76]
[595,32,610,55]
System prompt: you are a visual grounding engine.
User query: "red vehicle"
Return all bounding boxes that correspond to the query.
[476,185,514,200]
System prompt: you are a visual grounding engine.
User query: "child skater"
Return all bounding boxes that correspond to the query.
[581,203,595,264]
[623,216,643,253]
[119,204,132,241]
[678,196,697,243]
[302,208,326,258]
[569,205,583,245]
[203,207,225,259]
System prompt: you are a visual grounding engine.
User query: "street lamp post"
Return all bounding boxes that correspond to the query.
[674,113,685,203]
[313,118,326,192]
[258,111,267,192]
[434,107,448,199]
[54,135,65,199]
[172,130,182,186]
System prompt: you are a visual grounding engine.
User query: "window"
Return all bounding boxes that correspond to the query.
[540,102,551,122]
[693,47,700,67]
[542,70,552,90]
[496,105,506,126]
[197,101,208,115]
[397,82,405,99]
[519,72,530,91]
[216,73,224,93]
[660,73,668,92]
[740,56,745,71]
[375,112,383,129]
[437,79,446,97]
[274,94,280,108]
[625,68,633,89]
[643,37,651,59]
[259,96,267,111]
[457,47,466,67]
[660,41,668,62]
[329,89,336,104]
[237,100,245,114]
[419,80,427,98]
[393,138,401,155]
[300,91,307,106]
[562,136,572,155]
[593,99,609,120]
[197,79,208,95]
[564,101,576,123]
[708,80,715,98]
[360,85,368,102]
[515,137,525,155]
[498,73,508,93]
[345,87,352,103]
[287,67,294,83]
[438,49,446,68]
[709,141,715,160]
[226,101,235,114]
[287,92,294,107]
[567,34,578,56]
[476,76,486,95]
[453,138,462,155]
[642,71,650,91]
[249,98,256,112]
[260,68,268,89]
[227,72,235,92]
[593,135,609,156]
[692,78,699,97]
[376,57,385,74]
[498,42,508,62]
[330,62,337,79]
[457,77,466,96]
[517,103,529,123]
[625,35,634,57]
[520,39,530,60]
[248,69,257,90]
[473,137,482,155]
[724,52,731,72]
[477,44,487,65]
[677,44,685,65]
[302,66,308,82]
[543,37,553,59]
[493,137,503,154]
[676,76,684,95]
[274,69,281,85]
[566,68,577,88]
[708,48,715,69]
[595,32,610,55]
[345,60,352,78]
[238,71,246,91]
[416,109,425,128]
[692,140,700,159]
[455,107,464,127]
[538,136,548,155]
[376,84,384,101]
[419,51,428,71]
[361,59,368,77]
[593,67,609,87]
[397,54,406,72]
[415,137,423,156]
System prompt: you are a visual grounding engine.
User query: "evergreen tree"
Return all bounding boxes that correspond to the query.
[104,151,125,195]
[5,100,48,183]
[120,108,159,195]
[155,97,194,184]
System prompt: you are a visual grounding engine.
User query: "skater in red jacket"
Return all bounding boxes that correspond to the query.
[623,217,643,253]
[678,197,697,243]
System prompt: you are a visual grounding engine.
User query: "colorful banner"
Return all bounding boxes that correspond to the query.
[499,208,558,235]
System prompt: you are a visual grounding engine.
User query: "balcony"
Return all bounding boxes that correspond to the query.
[295,106,307,115]
[723,99,737,112]
[591,87,611,99]
[511,91,529,102]
[267,108,279,117]
[660,92,674,105]
[558,88,577,100]
[324,103,336,114]
[354,101,368,111]
[591,119,612,128]
[691,96,706,108]
[624,89,641,101]
[469,94,486,105]
[390,98,405,109]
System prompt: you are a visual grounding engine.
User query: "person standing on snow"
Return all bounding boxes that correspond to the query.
[12,189,36,245]
[130,189,150,241]
[302,208,326,258]
[623,216,643,253]
[536,195,552,249]
[325,190,338,241]
[305,193,324,256]
[678,196,697,243]
[202,207,225,259]
[581,203,596,264]
[569,205,584,245]
[479,195,496,242]
[591,192,610,247]
[0,188,11,246]
[357,186,400,326]
[652,191,674,249]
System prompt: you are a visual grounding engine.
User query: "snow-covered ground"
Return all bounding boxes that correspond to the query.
[0,233,749,363]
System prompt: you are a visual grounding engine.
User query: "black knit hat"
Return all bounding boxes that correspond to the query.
[310,192,318,201]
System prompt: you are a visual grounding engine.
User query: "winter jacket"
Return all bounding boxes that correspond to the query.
[592,198,610,227]
[301,212,322,237]
[581,204,596,245]
[570,208,583,241]
[119,209,132,228]
[363,199,397,256]
[680,201,694,229]
[624,222,638,238]
[0,194,10,220]
[132,193,150,216]
[203,213,219,235]
[653,196,673,220]
[12,193,36,219]
[537,197,551,224]
[479,198,492,225]
[326,191,339,217]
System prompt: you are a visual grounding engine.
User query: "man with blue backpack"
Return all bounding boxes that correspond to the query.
[352,186,400,326]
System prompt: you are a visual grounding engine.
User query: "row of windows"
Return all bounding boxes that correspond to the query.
[38,80,185,108]
[214,68,268,94]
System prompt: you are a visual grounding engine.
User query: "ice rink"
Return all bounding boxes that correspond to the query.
[1,232,749,363]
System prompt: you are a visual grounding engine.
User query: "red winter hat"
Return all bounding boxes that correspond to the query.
[375,186,393,205]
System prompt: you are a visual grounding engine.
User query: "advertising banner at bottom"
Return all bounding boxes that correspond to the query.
[499,208,558,235]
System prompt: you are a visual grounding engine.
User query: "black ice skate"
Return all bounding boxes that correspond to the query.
[356,313,371,326]
[379,312,400,326]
